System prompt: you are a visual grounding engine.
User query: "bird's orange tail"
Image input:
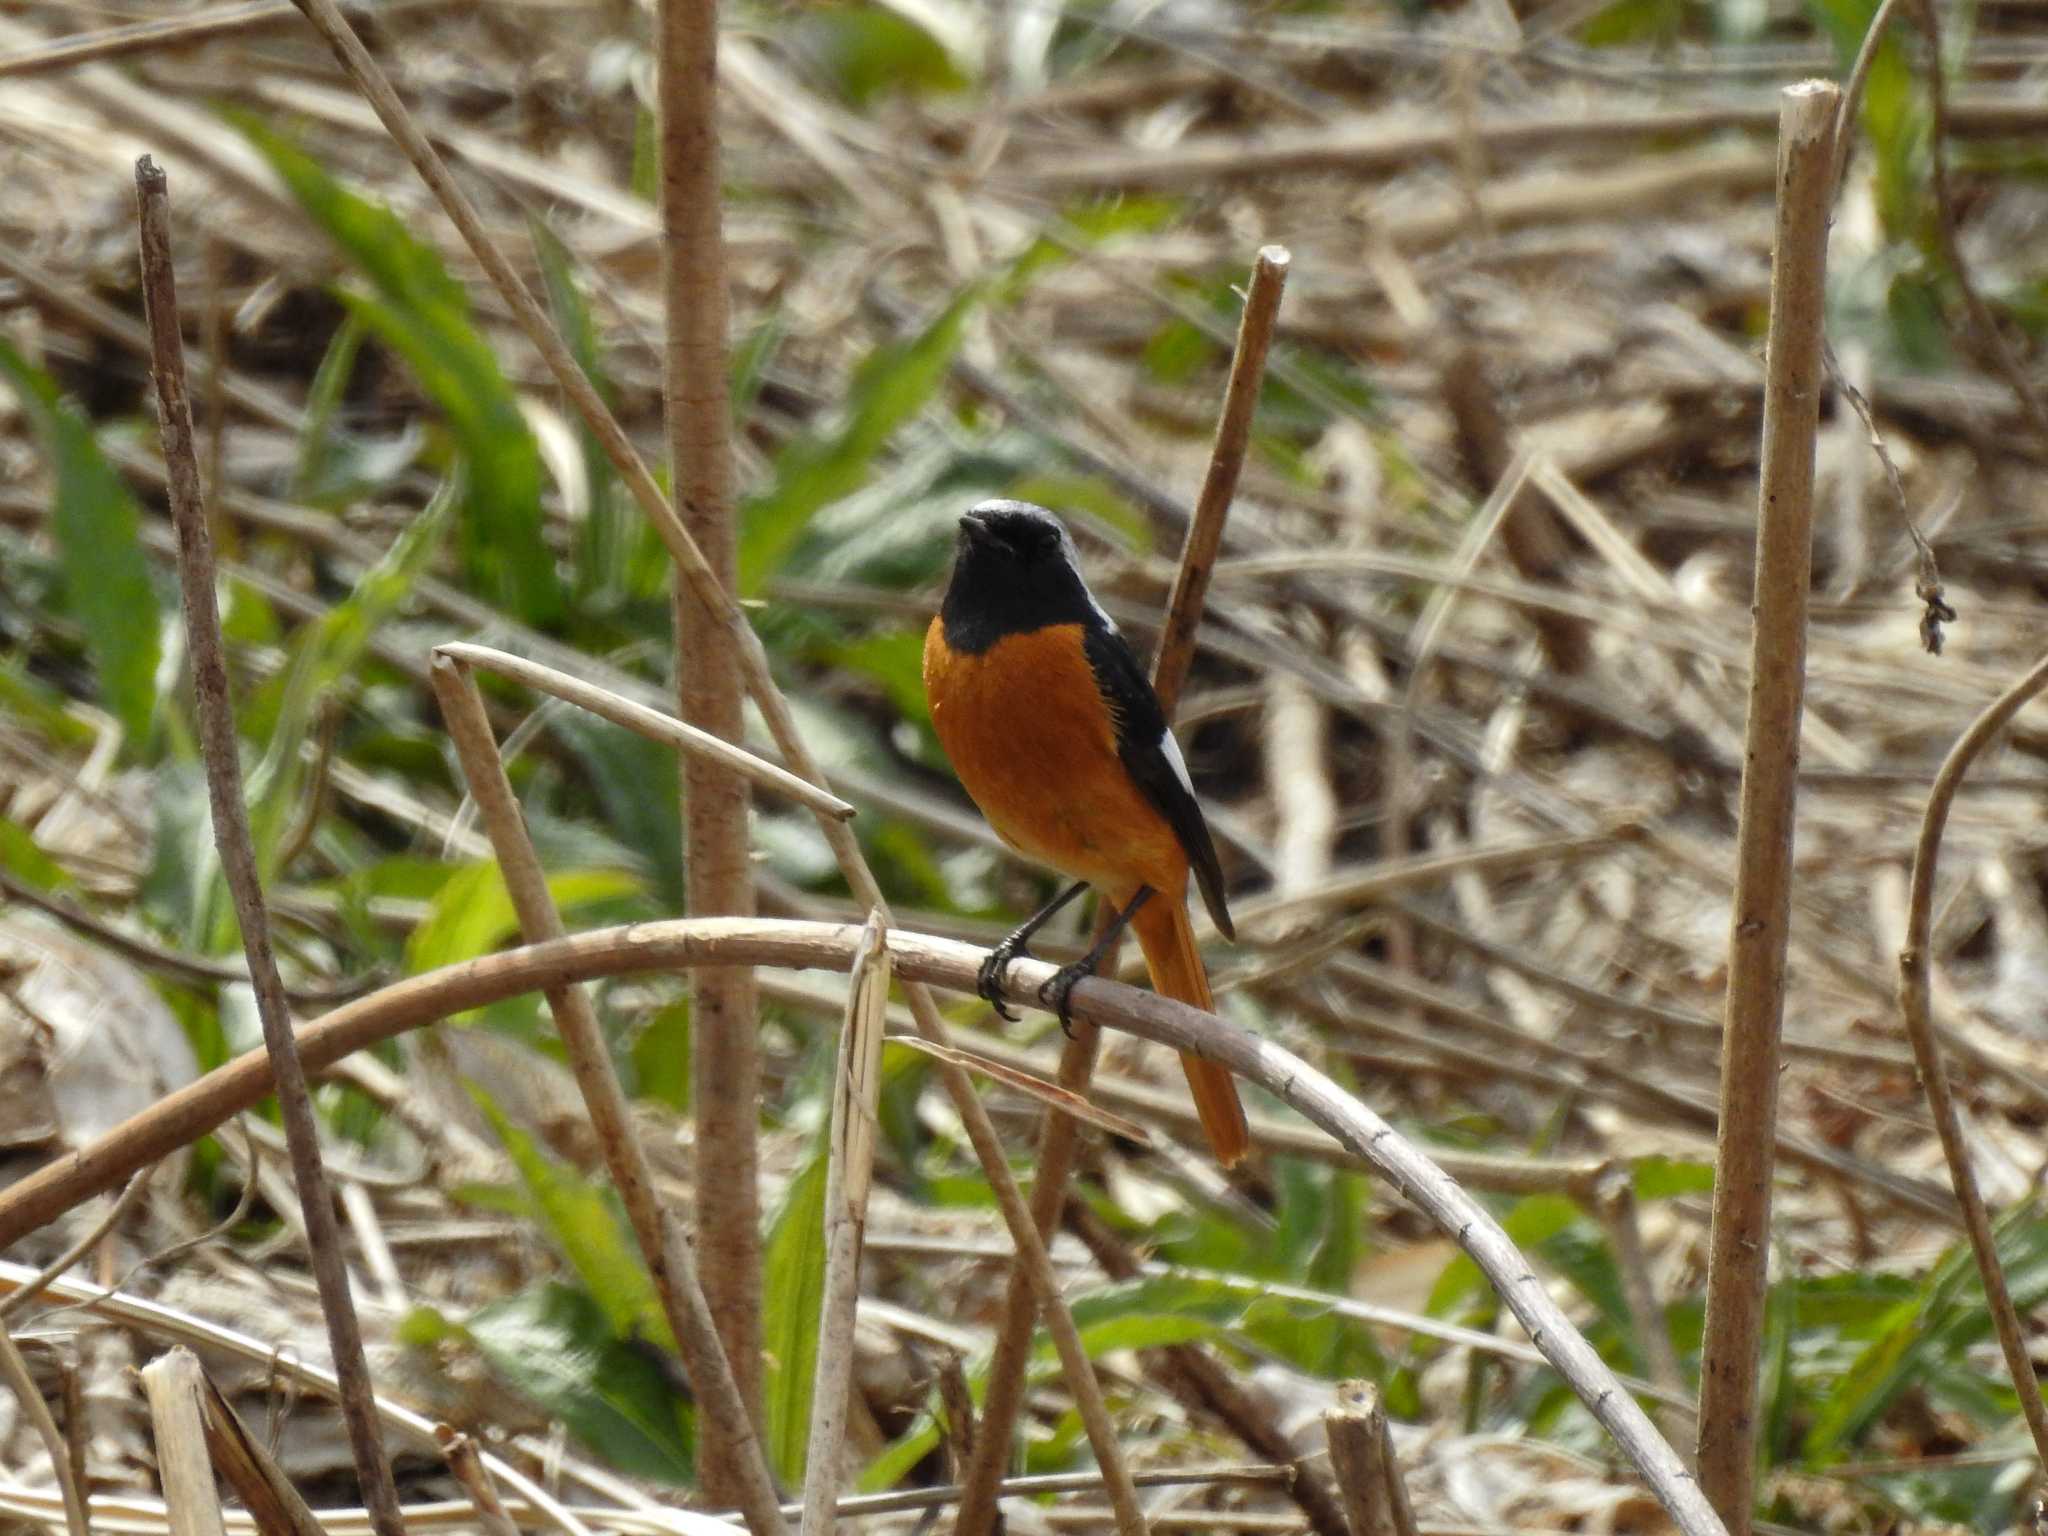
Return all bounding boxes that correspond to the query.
[1128,893,1249,1167]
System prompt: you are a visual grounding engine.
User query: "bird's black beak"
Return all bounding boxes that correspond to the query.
[959,512,994,547]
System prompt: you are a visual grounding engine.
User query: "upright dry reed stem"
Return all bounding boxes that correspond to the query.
[953,246,1289,1536]
[800,913,890,1536]
[430,654,789,1536]
[136,154,404,1536]
[658,0,763,1490]
[1694,81,1840,1536]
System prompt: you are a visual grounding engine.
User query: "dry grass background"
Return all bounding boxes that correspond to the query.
[3,1,2048,1534]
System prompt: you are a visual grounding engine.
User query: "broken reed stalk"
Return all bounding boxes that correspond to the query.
[800,913,891,1536]
[191,1363,329,1536]
[1694,81,1839,1536]
[0,1264,622,1536]
[141,1349,227,1536]
[0,1318,86,1536]
[271,12,1143,1523]
[0,1165,152,1323]
[953,244,1290,1536]
[135,153,405,1536]
[429,652,790,1536]
[433,643,855,818]
[1324,1381,1419,1536]
[437,1429,525,1536]
[1899,647,2048,1474]
[0,917,1726,1536]
[658,0,764,1487]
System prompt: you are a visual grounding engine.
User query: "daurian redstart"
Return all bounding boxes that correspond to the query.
[922,500,1250,1167]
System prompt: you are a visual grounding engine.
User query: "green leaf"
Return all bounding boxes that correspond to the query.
[233,114,564,626]
[0,338,161,752]
[630,1000,691,1112]
[245,486,453,871]
[1632,1155,1715,1201]
[0,817,75,891]
[406,861,643,976]
[0,664,95,750]
[762,1151,829,1485]
[738,285,982,595]
[471,1090,672,1350]
[797,4,968,106]
[529,216,645,611]
[467,1283,693,1483]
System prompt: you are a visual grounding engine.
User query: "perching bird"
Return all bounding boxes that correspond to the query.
[921,500,1249,1167]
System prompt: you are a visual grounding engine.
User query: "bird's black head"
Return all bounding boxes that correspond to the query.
[939,500,1112,654]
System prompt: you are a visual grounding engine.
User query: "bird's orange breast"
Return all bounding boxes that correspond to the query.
[923,619,1188,901]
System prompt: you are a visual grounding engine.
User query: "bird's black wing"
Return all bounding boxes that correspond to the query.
[1081,624,1234,940]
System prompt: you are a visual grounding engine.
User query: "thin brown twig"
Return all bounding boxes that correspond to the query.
[1694,83,1839,1536]
[436,1428,524,1536]
[1825,0,1953,650]
[658,0,763,1487]
[0,1165,153,1323]
[0,1320,87,1536]
[429,653,790,1536]
[1819,342,1953,652]
[191,1364,328,1536]
[1899,647,2048,1475]
[954,245,1291,1536]
[1910,0,2048,450]
[0,918,1725,1536]
[1828,0,1911,197]
[0,869,375,1005]
[1595,1170,1695,1459]
[135,153,405,1536]
[270,8,1144,1524]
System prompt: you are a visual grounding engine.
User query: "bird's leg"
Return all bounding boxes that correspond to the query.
[980,880,1089,1021]
[1039,886,1153,1032]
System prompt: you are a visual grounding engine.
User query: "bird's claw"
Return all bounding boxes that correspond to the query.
[978,937,1025,1022]
[1037,959,1096,1036]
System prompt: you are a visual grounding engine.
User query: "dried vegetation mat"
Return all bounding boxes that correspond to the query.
[3,1,2048,1535]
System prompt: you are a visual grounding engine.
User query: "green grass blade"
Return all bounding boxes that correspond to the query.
[761,1148,829,1485]
[0,338,161,753]
[234,114,564,626]
[472,1089,674,1351]
[737,284,981,595]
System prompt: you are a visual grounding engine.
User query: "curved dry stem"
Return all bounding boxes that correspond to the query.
[1900,648,2048,1473]
[0,918,1721,1536]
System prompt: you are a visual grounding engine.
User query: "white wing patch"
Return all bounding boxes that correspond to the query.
[1159,728,1195,798]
